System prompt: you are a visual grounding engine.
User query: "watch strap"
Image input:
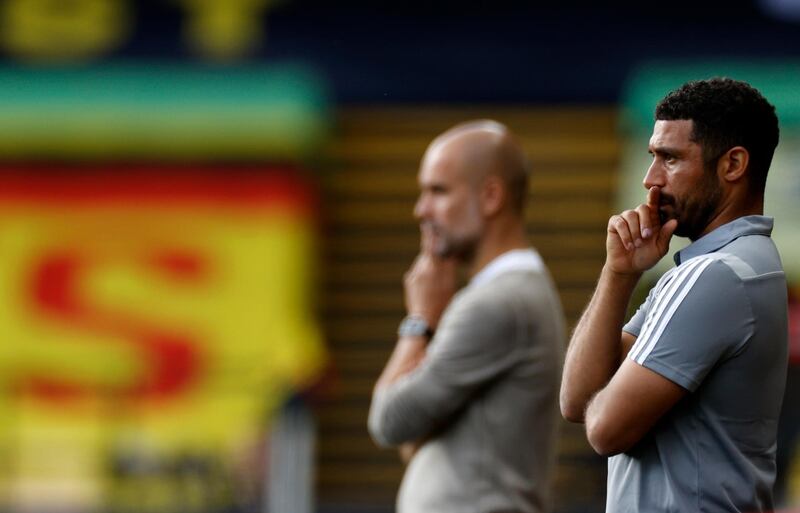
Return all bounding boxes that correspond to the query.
[398,314,434,339]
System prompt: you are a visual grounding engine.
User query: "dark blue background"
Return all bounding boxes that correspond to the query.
[36,0,800,103]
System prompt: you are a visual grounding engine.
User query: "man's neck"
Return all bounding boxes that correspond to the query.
[466,223,530,279]
[696,197,764,241]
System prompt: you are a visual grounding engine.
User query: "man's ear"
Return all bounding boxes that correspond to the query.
[481,175,505,216]
[717,146,749,183]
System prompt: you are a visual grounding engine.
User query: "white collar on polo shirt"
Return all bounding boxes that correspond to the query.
[469,248,544,288]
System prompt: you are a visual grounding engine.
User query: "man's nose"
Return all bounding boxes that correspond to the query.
[643,161,664,190]
[413,195,427,220]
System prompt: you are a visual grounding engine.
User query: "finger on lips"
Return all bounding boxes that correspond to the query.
[647,186,660,209]
[609,187,668,254]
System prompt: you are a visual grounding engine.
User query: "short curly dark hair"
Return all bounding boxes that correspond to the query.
[655,77,779,194]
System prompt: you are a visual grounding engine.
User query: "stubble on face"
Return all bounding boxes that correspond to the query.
[420,203,481,261]
[663,164,722,241]
[416,138,485,262]
[647,120,723,241]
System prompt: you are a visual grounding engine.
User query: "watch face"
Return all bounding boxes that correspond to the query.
[398,315,430,338]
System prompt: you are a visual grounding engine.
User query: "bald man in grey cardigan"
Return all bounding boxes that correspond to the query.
[368,121,566,513]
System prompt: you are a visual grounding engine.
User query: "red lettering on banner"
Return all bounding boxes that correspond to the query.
[21,250,206,404]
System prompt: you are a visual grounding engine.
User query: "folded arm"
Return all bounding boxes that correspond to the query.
[561,186,684,454]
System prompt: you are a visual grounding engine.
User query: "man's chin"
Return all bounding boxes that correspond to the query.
[436,247,457,259]
[431,241,451,258]
[672,226,689,238]
[673,221,705,240]
[434,243,463,261]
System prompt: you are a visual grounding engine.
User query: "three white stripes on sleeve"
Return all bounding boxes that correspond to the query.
[628,256,716,364]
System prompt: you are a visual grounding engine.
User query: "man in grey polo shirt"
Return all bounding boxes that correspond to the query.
[368,120,565,513]
[561,78,788,512]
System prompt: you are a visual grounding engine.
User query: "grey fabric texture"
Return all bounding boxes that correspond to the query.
[612,216,788,513]
[369,260,565,513]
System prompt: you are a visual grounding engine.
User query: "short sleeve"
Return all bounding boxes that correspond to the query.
[625,257,754,392]
[368,288,526,446]
[623,283,659,338]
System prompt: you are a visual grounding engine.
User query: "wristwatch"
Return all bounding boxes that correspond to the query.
[398,314,434,340]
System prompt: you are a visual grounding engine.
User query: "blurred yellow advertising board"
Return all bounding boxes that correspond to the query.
[0,168,326,512]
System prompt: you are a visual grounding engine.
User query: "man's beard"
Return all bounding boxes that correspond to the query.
[662,173,722,241]
[428,226,478,262]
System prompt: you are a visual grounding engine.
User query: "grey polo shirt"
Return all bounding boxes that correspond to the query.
[610,215,788,513]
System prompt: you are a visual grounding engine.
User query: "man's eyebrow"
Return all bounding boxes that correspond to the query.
[648,145,681,155]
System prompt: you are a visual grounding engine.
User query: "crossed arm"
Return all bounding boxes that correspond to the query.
[369,244,457,461]
[369,289,521,454]
[560,186,686,456]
